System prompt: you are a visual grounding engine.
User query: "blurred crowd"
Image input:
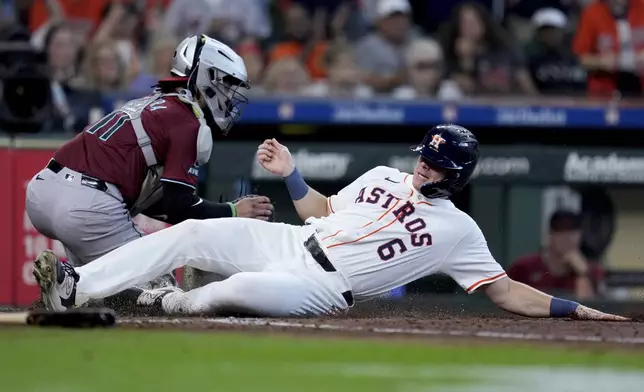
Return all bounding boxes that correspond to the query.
[0,0,643,132]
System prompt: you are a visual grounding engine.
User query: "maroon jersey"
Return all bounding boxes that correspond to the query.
[54,95,201,207]
[507,253,604,292]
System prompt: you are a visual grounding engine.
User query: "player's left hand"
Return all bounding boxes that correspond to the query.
[572,304,631,321]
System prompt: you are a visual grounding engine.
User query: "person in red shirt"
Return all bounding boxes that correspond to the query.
[26,35,273,300]
[573,0,644,97]
[507,210,605,300]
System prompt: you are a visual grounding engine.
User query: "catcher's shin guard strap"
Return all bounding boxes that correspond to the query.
[284,168,309,200]
[550,297,579,317]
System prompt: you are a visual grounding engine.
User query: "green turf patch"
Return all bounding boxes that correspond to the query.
[1,328,643,392]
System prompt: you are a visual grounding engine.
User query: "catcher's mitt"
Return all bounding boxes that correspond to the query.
[231,194,276,222]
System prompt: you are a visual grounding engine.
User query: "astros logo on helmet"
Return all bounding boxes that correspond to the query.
[429,134,446,150]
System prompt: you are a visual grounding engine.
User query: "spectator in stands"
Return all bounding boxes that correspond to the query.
[93,2,143,85]
[206,0,271,48]
[392,38,463,100]
[29,0,108,41]
[263,57,311,95]
[354,0,416,93]
[303,42,373,98]
[18,20,102,135]
[162,0,211,38]
[440,2,538,96]
[287,0,367,41]
[504,0,581,44]
[78,40,127,94]
[573,0,644,97]
[507,210,604,300]
[130,34,179,93]
[0,0,17,24]
[237,38,266,95]
[525,8,587,95]
[43,22,79,85]
[43,22,99,133]
[267,2,328,80]
[164,0,270,48]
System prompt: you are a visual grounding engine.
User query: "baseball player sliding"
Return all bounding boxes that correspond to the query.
[33,125,628,321]
[26,34,273,292]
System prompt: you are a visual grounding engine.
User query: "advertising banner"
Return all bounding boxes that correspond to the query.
[0,138,12,305]
[11,148,63,306]
[208,142,644,186]
[102,93,642,129]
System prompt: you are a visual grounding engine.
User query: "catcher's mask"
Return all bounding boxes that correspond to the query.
[183,34,250,135]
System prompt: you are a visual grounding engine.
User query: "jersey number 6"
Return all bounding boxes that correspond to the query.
[356,187,433,262]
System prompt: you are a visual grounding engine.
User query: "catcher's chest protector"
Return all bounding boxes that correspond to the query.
[120,91,206,217]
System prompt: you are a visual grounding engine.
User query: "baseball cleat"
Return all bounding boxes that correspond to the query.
[144,273,182,291]
[105,286,177,316]
[136,287,175,308]
[33,250,79,311]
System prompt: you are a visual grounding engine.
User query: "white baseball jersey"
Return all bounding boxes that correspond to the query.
[306,166,507,300]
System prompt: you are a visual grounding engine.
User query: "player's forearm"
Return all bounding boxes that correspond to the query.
[293,187,330,221]
[485,277,627,321]
[162,182,233,223]
[166,199,233,224]
[284,168,330,221]
[488,279,552,317]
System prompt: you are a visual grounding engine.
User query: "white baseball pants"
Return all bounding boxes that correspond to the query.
[74,218,352,316]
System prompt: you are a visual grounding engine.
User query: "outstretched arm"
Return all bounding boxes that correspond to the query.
[257,139,330,221]
[484,277,629,321]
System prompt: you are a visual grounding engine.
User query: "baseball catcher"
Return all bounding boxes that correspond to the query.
[26,34,273,293]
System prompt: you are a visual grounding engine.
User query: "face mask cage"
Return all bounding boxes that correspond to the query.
[204,68,249,134]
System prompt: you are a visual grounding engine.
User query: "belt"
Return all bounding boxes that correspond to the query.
[46,159,108,193]
[304,234,354,307]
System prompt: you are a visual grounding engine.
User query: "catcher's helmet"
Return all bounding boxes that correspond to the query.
[171,34,250,135]
[410,124,479,199]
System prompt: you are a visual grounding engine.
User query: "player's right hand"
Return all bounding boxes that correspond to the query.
[234,196,274,220]
[257,139,295,177]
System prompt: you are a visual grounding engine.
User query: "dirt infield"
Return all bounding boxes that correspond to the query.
[5,298,644,349]
[118,314,644,348]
